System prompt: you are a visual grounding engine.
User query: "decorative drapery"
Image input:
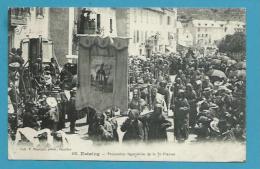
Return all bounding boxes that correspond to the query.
[75,36,129,113]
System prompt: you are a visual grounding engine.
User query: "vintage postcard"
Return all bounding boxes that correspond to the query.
[8,7,246,161]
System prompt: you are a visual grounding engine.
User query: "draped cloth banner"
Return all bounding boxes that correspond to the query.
[75,35,129,113]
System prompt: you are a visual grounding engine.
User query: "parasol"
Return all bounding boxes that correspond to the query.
[219,55,230,61]
[208,69,227,79]
[227,59,237,66]
[229,70,246,80]
[211,59,222,65]
[235,61,246,69]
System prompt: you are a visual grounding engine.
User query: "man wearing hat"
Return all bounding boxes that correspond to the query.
[157,80,170,112]
[202,76,213,90]
[67,87,78,134]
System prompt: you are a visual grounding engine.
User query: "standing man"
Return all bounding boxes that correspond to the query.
[67,88,78,133]
[157,81,170,112]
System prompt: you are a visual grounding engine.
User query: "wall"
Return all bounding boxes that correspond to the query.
[124,8,177,56]
[48,8,69,66]
[13,7,49,48]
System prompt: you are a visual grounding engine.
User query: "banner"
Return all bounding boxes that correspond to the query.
[76,36,129,113]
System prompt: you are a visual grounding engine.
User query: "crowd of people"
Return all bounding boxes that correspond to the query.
[126,48,246,143]
[8,46,246,147]
[8,48,79,147]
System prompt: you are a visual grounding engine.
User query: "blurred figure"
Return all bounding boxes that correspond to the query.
[174,89,190,143]
[91,112,114,142]
[105,109,119,142]
[147,104,171,142]
[67,88,78,134]
[121,109,144,142]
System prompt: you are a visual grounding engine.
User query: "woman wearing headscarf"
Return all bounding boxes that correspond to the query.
[147,104,172,142]
[91,112,114,142]
[129,88,147,112]
[121,109,144,142]
[174,89,190,142]
[185,83,197,128]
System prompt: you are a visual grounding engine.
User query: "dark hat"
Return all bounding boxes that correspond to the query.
[203,87,212,92]
[197,116,210,124]
[178,89,185,93]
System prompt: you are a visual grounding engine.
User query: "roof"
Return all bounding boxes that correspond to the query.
[192,20,227,28]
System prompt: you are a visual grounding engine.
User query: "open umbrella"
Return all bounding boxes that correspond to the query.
[219,55,230,61]
[211,59,222,65]
[229,70,246,80]
[235,61,246,69]
[137,55,147,61]
[208,69,227,79]
[227,59,237,66]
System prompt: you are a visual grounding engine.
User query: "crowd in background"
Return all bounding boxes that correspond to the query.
[8,46,246,147]
[126,48,245,142]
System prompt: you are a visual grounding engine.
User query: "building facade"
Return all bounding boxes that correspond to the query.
[177,19,246,49]
[176,21,193,48]
[116,8,177,56]
[8,7,72,65]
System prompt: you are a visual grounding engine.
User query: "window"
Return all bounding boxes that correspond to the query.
[167,16,171,25]
[160,15,163,25]
[212,24,214,26]
[198,28,200,32]
[186,35,189,38]
[96,14,101,31]
[198,34,200,37]
[36,7,44,18]
[109,19,113,33]
[133,30,136,43]
[205,34,208,37]
[198,23,201,26]
[205,23,207,26]
[146,11,148,23]
[224,27,227,32]
[137,30,139,43]
[141,31,144,42]
[134,9,137,23]
[24,8,31,16]
[140,10,143,23]
[220,24,224,27]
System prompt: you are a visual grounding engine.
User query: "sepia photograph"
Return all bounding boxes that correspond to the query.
[90,56,115,93]
[8,7,246,161]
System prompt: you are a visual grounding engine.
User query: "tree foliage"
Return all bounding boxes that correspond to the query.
[218,32,246,54]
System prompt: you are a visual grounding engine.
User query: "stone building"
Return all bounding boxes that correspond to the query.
[116,8,177,56]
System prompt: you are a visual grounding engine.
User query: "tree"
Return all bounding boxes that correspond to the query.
[218,32,246,61]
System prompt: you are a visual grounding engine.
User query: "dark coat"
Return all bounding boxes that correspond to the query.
[174,97,190,141]
[121,118,144,142]
[147,114,171,142]
[67,96,77,122]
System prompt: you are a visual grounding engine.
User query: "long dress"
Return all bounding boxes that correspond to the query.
[174,97,190,141]
[147,114,172,142]
[121,118,144,142]
[185,90,197,127]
